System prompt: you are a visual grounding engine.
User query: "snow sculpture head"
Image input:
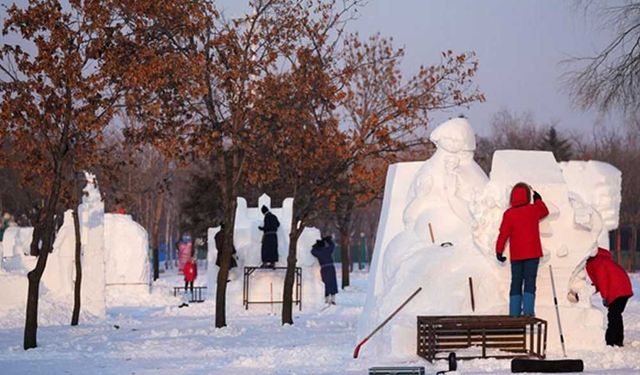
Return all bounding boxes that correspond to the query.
[429,117,476,153]
[560,161,622,230]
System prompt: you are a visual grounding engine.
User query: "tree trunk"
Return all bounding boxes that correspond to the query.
[24,172,62,350]
[282,212,303,325]
[214,199,237,328]
[215,151,238,328]
[339,227,351,289]
[151,193,165,281]
[70,209,82,326]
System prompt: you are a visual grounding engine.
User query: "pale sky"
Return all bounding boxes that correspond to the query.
[341,0,620,135]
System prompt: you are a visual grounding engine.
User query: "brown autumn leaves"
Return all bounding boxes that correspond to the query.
[0,0,484,328]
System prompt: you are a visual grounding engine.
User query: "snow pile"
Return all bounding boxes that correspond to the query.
[360,117,622,360]
[207,194,325,310]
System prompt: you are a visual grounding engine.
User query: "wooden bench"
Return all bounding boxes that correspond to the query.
[417,315,547,362]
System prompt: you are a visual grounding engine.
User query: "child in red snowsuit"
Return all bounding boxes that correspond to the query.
[183,257,198,295]
[496,182,549,317]
[585,248,633,346]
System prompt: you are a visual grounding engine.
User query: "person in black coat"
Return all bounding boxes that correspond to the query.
[258,205,279,267]
[311,236,338,305]
[215,223,237,269]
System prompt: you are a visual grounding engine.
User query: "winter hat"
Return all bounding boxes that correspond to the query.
[261,205,269,214]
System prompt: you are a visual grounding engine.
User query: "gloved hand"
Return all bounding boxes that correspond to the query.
[533,191,542,201]
[496,253,507,263]
[567,291,579,304]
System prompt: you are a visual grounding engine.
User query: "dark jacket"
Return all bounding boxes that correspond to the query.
[586,248,633,304]
[496,184,549,261]
[215,230,237,269]
[259,211,280,262]
[311,238,338,296]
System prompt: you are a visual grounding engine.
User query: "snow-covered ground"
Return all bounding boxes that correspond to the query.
[1,270,639,374]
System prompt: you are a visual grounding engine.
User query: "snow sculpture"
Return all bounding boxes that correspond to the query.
[104,213,150,300]
[0,173,151,323]
[475,150,609,352]
[360,118,621,360]
[79,171,106,318]
[360,118,495,359]
[206,194,325,310]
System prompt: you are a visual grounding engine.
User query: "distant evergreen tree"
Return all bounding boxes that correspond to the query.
[538,126,573,161]
[180,173,223,242]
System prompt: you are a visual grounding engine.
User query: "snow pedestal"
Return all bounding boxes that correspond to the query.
[79,172,106,318]
[206,194,325,310]
[359,118,621,360]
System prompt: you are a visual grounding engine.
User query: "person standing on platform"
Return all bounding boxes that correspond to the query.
[258,205,279,268]
[495,182,549,317]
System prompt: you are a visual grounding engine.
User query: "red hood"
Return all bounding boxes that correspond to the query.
[510,185,530,207]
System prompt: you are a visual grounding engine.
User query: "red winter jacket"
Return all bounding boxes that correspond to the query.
[586,248,633,304]
[496,184,549,261]
[183,261,198,282]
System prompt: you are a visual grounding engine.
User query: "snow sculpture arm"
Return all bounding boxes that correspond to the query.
[495,211,511,255]
[402,174,433,228]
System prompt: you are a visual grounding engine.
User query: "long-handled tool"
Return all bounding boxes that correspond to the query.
[468,277,475,312]
[549,265,567,357]
[511,265,584,373]
[353,287,422,358]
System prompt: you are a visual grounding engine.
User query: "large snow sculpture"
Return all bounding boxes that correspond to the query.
[206,194,325,310]
[360,118,495,359]
[474,151,609,352]
[360,118,621,360]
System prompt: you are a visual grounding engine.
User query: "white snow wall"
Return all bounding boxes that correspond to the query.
[206,194,325,310]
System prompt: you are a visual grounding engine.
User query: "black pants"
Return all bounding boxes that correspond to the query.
[184,281,194,294]
[606,296,629,347]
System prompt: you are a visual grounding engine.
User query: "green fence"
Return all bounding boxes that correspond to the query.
[333,236,370,270]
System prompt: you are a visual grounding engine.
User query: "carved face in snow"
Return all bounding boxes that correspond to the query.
[560,161,622,230]
[429,117,476,153]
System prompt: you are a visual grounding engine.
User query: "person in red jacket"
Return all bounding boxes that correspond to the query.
[183,257,198,295]
[585,248,633,346]
[496,182,549,317]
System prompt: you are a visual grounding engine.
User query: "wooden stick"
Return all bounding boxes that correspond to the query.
[468,277,475,312]
[353,287,422,358]
[270,282,273,315]
[428,222,435,244]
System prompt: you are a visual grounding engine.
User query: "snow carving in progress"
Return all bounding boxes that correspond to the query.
[0,173,151,323]
[207,194,325,310]
[359,117,622,360]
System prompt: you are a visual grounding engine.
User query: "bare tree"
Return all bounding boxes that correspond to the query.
[566,1,640,113]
